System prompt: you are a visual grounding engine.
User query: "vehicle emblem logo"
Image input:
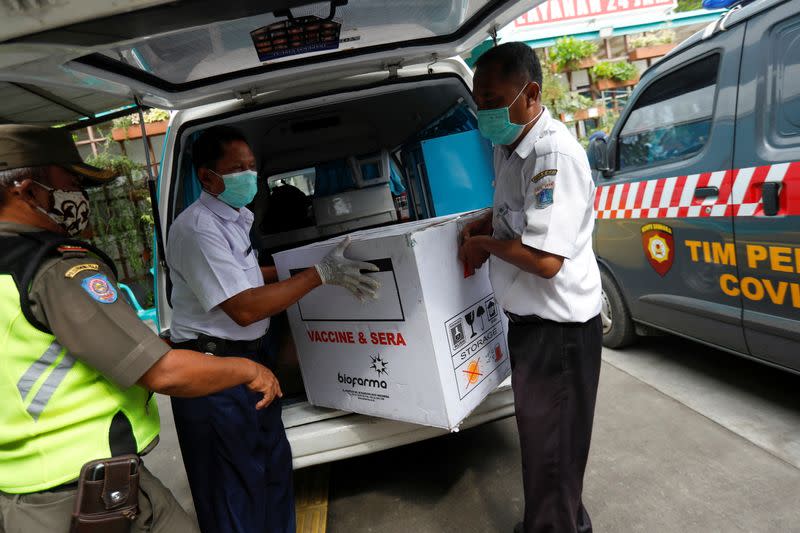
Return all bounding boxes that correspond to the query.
[641,223,674,276]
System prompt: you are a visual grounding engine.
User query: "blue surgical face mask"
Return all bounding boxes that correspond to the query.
[477,83,540,146]
[210,169,258,209]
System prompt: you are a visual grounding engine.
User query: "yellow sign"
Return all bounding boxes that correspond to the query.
[684,240,800,308]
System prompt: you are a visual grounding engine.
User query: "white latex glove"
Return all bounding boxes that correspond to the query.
[315,236,381,300]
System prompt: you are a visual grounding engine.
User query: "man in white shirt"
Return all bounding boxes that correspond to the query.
[167,125,379,533]
[459,43,602,533]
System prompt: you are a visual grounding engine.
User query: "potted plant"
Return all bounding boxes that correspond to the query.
[559,94,605,122]
[591,60,640,90]
[111,109,170,141]
[571,105,606,122]
[542,71,603,122]
[550,36,599,72]
[541,70,570,109]
[628,30,677,61]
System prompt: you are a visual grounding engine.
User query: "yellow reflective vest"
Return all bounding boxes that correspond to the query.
[0,233,159,494]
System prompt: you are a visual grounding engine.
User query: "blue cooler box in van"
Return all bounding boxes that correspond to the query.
[404,129,495,218]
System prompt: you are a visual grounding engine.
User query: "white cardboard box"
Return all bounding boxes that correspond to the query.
[273,213,511,430]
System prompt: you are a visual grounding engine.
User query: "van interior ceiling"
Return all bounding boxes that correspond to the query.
[173,76,476,252]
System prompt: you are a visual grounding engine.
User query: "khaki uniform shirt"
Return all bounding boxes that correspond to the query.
[0,221,169,388]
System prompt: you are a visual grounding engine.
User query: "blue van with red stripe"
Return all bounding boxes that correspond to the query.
[589,0,800,372]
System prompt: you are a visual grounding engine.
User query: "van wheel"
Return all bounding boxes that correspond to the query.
[600,269,636,349]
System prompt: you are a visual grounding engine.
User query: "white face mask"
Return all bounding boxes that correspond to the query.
[33,181,91,237]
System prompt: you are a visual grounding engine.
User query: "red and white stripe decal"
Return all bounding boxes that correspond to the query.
[594,161,800,219]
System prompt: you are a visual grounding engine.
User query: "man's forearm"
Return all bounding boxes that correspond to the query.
[473,235,563,279]
[221,267,322,326]
[261,266,279,283]
[139,349,257,397]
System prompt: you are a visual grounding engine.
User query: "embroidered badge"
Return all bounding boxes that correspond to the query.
[641,223,675,277]
[531,169,557,183]
[81,274,118,304]
[65,263,100,279]
[534,182,555,208]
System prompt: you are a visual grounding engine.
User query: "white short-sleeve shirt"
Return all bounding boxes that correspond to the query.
[167,192,270,342]
[489,108,602,323]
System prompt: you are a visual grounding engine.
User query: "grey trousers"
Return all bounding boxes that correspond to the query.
[0,465,199,533]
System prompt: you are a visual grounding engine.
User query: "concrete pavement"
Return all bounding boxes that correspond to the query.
[327,360,800,532]
[143,337,800,532]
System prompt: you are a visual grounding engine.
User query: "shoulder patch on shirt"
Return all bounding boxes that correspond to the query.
[65,263,100,279]
[81,274,118,304]
[531,169,557,183]
[534,181,555,209]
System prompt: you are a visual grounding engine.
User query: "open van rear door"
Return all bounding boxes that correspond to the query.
[0,0,540,121]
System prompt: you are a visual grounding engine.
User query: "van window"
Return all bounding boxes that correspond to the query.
[618,54,720,171]
[775,18,800,139]
[262,168,316,235]
[268,168,316,196]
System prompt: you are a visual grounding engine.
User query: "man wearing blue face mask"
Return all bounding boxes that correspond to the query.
[166,125,380,533]
[458,43,602,533]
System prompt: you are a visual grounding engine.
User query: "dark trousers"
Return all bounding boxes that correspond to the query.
[508,314,602,533]
[170,337,295,533]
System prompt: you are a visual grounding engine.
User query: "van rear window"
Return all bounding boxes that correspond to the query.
[618,54,720,171]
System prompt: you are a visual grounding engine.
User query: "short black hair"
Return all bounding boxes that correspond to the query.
[192,125,249,172]
[475,42,543,87]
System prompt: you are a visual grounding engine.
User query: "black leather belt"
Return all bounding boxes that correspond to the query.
[505,311,545,324]
[170,334,261,356]
[505,312,601,327]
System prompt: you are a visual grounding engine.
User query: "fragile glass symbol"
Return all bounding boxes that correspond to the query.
[465,310,476,338]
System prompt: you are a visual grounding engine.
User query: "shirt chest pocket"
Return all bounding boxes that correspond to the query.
[235,247,259,272]
[494,205,525,240]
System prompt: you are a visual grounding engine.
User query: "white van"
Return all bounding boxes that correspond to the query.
[0,0,538,468]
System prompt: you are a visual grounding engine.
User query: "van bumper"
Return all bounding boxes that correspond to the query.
[285,378,514,469]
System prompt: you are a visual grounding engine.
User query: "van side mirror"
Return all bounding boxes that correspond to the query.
[588,137,611,175]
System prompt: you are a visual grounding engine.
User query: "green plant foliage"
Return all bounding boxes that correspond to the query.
[587,109,621,137]
[84,149,154,305]
[541,70,570,110]
[676,0,703,12]
[581,109,621,148]
[112,115,134,130]
[592,60,638,81]
[85,152,143,177]
[550,37,598,70]
[561,94,595,116]
[111,108,170,130]
[630,30,676,49]
[144,109,170,123]
[541,70,596,117]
